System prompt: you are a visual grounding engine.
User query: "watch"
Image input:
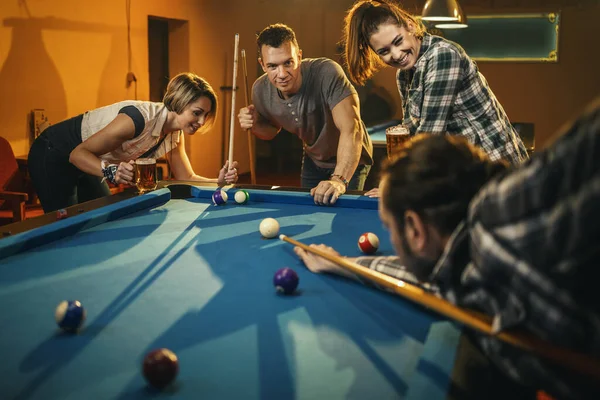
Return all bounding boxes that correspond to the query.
[101,160,119,185]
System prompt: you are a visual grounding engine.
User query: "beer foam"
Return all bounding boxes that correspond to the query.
[386,125,409,135]
[135,158,156,165]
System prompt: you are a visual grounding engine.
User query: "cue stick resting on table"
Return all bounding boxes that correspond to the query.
[279,234,600,380]
[241,49,257,184]
[227,34,240,174]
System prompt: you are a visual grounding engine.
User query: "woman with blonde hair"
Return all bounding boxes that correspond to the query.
[28,72,238,212]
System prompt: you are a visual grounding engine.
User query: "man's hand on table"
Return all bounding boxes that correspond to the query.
[310,179,346,205]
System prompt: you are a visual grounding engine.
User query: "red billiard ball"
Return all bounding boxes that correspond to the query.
[56,209,68,220]
[358,232,379,254]
[273,267,299,295]
[142,348,179,389]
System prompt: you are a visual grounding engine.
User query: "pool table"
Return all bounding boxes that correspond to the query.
[0,183,468,399]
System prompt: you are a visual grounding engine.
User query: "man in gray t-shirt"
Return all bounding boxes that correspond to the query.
[238,23,373,205]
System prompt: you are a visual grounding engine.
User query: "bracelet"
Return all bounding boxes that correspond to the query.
[330,174,348,189]
[101,160,119,185]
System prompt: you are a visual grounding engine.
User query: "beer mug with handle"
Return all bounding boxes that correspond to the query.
[385,124,411,159]
[135,158,158,193]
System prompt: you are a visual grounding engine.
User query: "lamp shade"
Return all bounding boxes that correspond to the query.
[422,0,466,22]
[435,11,468,29]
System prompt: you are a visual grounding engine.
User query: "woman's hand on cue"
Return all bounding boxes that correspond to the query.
[218,160,239,186]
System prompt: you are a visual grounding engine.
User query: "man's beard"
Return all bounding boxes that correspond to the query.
[400,236,440,281]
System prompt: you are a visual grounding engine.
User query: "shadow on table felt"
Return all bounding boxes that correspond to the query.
[20,208,171,253]
[11,206,281,399]
[112,227,448,399]
[13,214,201,400]
[0,209,169,288]
[119,381,183,398]
[182,201,331,229]
[12,205,449,399]
[200,200,380,226]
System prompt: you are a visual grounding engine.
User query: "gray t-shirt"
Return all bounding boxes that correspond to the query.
[253,58,373,168]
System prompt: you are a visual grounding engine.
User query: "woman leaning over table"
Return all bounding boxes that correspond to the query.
[28,72,238,212]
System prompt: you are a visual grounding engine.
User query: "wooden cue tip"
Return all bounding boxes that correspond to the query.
[279,234,286,240]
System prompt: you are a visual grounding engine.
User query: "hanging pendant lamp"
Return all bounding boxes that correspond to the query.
[422,0,468,28]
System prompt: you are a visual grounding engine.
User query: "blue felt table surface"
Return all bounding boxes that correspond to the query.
[0,187,459,399]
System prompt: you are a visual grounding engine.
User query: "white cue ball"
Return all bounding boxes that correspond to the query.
[259,218,280,239]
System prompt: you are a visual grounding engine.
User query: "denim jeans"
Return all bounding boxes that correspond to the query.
[300,154,371,190]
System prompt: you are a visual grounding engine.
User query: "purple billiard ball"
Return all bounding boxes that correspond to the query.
[55,300,86,332]
[143,348,179,389]
[273,267,299,295]
[212,189,228,205]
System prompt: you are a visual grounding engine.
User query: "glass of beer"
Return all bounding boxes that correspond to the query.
[135,158,158,193]
[385,124,411,159]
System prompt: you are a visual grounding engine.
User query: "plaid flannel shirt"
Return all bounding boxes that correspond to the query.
[357,99,600,398]
[397,33,529,165]
[354,256,439,294]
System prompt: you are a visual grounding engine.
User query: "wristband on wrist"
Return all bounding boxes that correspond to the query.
[101,160,119,185]
[330,174,348,189]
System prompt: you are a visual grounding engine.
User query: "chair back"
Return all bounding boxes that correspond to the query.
[0,137,20,191]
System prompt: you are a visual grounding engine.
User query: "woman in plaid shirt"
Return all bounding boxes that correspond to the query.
[343,0,528,165]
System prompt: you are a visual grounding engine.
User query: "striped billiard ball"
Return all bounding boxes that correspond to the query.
[234,189,249,204]
[55,300,86,333]
[212,189,228,205]
[358,232,379,254]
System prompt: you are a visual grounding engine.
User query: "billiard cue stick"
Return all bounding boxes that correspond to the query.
[227,34,240,174]
[279,234,600,379]
[241,49,257,185]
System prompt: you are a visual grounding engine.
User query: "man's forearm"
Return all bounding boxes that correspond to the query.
[251,120,280,141]
[333,125,362,181]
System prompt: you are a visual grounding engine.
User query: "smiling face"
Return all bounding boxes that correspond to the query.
[369,21,421,70]
[259,41,303,98]
[174,96,212,135]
